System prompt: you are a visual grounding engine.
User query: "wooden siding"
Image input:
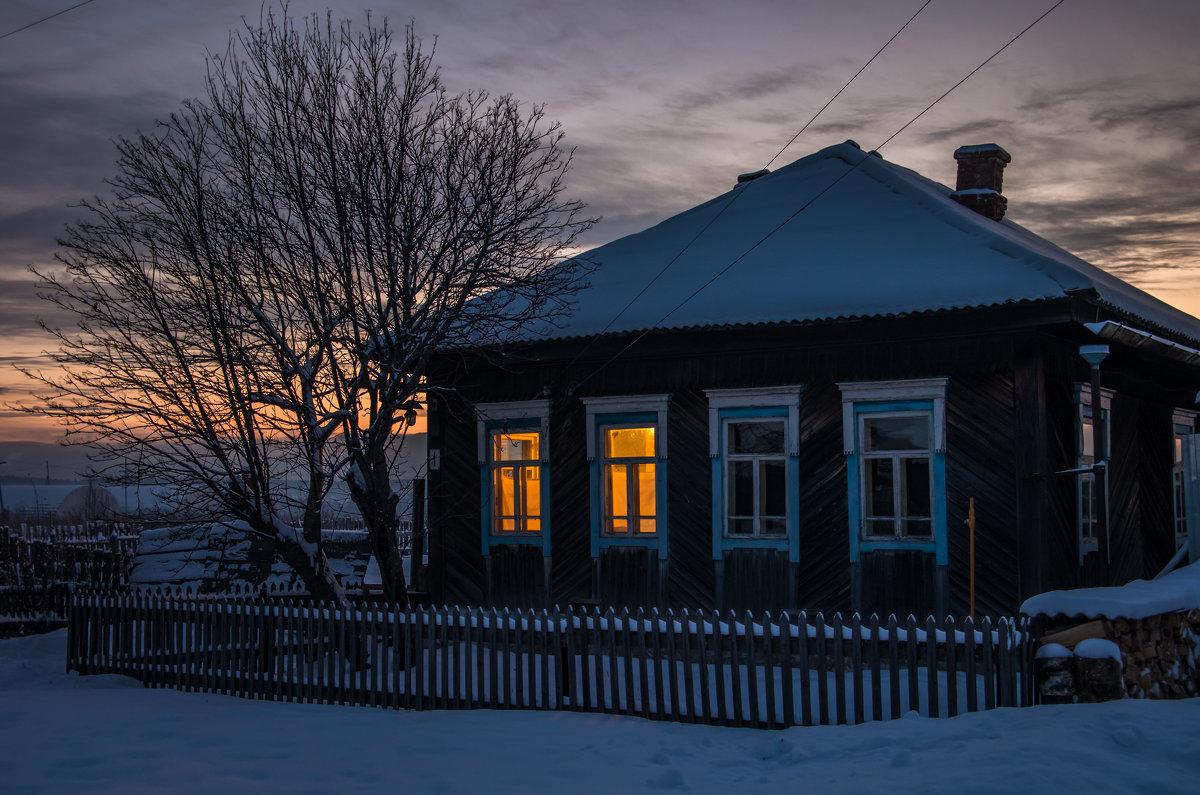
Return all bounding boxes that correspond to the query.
[794,381,852,613]
[596,546,660,606]
[945,370,1019,619]
[429,303,1199,616]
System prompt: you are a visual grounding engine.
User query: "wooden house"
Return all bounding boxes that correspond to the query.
[425,141,1200,618]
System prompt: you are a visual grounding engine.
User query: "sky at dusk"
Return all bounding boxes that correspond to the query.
[2,0,1199,444]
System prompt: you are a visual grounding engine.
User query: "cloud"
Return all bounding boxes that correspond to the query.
[666,63,828,115]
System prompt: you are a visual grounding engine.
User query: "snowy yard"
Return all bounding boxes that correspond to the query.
[2,630,1198,794]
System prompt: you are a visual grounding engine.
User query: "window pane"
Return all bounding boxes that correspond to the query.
[496,518,516,533]
[901,457,931,518]
[523,518,541,533]
[605,426,655,458]
[901,518,932,538]
[493,431,539,461]
[606,464,628,519]
[729,420,785,455]
[729,518,754,535]
[636,463,656,518]
[729,460,754,518]
[761,518,787,536]
[1080,417,1094,460]
[864,416,929,452]
[494,467,516,517]
[866,459,895,517]
[521,467,541,518]
[761,459,786,517]
[638,518,657,534]
[865,519,894,537]
[1080,474,1096,541]
[607,517,629,534]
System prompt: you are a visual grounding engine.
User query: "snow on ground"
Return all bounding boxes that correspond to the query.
[2,632,1199,794]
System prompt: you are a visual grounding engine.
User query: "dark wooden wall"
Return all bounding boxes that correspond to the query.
[429,303,1198,617]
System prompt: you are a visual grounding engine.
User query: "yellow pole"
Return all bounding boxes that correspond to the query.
[968,497,976,621]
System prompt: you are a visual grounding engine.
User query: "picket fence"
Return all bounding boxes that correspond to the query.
[67,592,1033,728]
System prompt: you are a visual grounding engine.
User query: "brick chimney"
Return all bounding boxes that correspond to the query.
[951,144,1011,221]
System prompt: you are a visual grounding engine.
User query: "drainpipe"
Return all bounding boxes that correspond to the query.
[1080,344,1109,586]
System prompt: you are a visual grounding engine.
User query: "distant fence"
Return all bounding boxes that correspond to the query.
[0,525,138,633]
[1,524,137,591]
[67,593,1034,728]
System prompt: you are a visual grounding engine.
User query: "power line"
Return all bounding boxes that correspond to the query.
[0,0,98,43]
[763,0,932,171]
[570,0,1067,392]
[560,0,932,374]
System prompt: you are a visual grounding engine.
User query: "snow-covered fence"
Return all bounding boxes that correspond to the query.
[66,593,1033,727]
[0,524,136,591]
[1,525,139,634]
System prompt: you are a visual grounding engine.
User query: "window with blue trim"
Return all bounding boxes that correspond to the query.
[475,400,551,556]
[601,424,658,535]
[704,386,802,560]
[839,379,948,564]
[1075,384,1111,555]
[581,395,670,558]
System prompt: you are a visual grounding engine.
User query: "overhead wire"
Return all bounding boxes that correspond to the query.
[569,0,1068,393]
[559,0,933,374]
[0,0,98,42]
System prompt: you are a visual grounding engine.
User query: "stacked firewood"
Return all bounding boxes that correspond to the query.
[1037,609,1200,700]
[1106,610,1200,699]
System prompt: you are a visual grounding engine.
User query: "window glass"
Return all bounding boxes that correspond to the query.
[602,424,657,536]
[860,411,933,539]
[724,419,788,538]
[729,421,785,455]
[493,431,538,461]
[1174,420,1192,545]
[1076,392,1110,549]
[864,415,928,452]
[605,427,654,458]
[490,429,541,534]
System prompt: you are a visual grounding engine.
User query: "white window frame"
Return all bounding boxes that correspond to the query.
[838,378,948,564]
[704,386,802,560]
[581,394,670,558]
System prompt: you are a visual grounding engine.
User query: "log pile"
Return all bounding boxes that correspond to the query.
[1040,609,1200,699]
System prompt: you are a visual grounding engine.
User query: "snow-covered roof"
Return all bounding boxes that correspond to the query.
[1020,560,1200,620]
[527,141,1200,344]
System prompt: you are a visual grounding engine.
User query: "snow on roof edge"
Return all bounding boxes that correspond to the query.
[1020,560,1200,620]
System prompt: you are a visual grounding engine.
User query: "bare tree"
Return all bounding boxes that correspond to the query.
[24,9,592,604]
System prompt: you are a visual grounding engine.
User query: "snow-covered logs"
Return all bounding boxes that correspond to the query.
[1036,610,1200,700]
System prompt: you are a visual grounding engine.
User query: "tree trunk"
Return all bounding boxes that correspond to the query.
[347,446,410,607]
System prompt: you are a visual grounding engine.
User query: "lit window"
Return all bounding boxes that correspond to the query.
[490,431,541,534]
[581,394,670,557]
[475,400,551,555]
[601,425,657,535]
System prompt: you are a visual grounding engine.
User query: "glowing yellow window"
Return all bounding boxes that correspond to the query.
[491,431,541,534]
[602,426,657,534]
